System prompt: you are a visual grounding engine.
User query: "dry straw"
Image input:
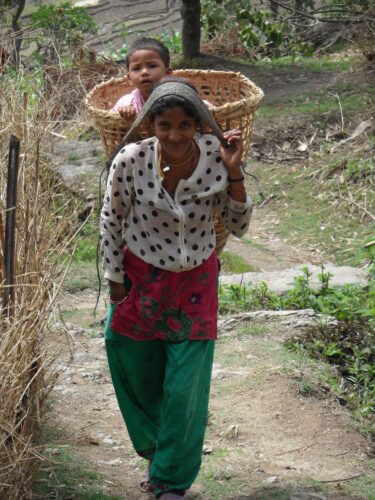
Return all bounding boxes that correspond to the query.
[85,69,264,252]
[0,62,82,497]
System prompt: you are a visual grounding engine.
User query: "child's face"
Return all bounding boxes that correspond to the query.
[127,49,171,100]
[153,106,198,160]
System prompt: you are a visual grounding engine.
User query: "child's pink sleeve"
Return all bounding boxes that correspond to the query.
[111,92,135,111]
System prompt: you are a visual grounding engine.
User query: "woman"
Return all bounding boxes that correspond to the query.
[100,79,252,499]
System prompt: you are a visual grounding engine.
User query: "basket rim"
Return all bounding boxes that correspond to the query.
[84,69,264,119]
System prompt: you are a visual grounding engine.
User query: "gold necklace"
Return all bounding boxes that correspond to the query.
[158,142,196,179]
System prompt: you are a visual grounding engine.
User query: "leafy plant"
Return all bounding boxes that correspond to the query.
[30,1,97,65]
[201,0,313,57]
[346,159,374,183]
[286,320,374,418]
[156,29,183,55]
[219,264,374,419]
[238,8,285,49]
[201,0,232,40]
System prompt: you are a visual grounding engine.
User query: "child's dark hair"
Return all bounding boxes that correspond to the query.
[148,78,202,124]
[125,37,170,69]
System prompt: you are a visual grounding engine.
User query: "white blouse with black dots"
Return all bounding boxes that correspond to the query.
[100,134,253,283]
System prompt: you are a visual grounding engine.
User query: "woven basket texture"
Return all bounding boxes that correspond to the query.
[85,69,264,253]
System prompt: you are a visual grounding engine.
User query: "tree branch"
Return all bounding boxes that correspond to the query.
[269,0,373,24]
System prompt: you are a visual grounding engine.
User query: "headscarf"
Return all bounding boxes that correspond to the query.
[124,81,226,144]
[107,81,226,168]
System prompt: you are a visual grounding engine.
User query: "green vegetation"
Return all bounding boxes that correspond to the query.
[220,266,373,321]
[249,55,352,72]
[34,446,122,499]
[248,148,374,267]
[109,28,182,61]
[201,0,313,57]
[258,83,374,119]
[200,466,244,498]
[201,0,374,61]
[235,324,269,337]
[61,213,101,292]
[298,379,315,397]
[219,266,374,423]
[345,467,375,499]
[156,29,183,56]
[71,215,99,264]
[219,250,259,274]
[30,2,97,65]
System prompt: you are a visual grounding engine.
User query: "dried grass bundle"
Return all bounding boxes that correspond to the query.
[0,70,81,497]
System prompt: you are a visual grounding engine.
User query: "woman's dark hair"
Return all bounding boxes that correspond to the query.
[125,37,170,69]
[148,77,202,124]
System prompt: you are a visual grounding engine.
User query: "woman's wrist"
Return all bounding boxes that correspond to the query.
[226,161,245,180]
[228,175,245,183]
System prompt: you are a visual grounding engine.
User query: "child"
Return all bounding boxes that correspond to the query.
[111,37,172,119]
[101,79,252,499]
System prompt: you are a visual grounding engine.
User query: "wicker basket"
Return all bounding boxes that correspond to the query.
[84,69,264,253]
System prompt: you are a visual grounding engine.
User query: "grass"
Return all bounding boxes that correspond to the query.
[63,262,101,292]
[241,55,353,72]
[344,467,375,499]
[257,83,374,119]
[298,379,316,397]
[34,446,122,499]
[66,153,82,161]
[199,468,244,498]
[248,155,374,266]
[234,324,269,337]
[220,250,259,273]
[62,212,101,292]
[59,306,105,337]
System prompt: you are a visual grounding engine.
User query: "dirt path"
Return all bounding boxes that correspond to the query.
[193,54,341,106]
[49,293,373,499]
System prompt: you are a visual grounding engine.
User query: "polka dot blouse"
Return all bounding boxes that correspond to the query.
[100,134,252,283]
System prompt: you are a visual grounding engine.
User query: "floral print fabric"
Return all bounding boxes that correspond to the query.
[110,248,219,341]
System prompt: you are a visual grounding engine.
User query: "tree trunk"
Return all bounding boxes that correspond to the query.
[181,0,201,59]
[11,0,26,67]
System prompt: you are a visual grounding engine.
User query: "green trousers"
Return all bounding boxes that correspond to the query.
[105,304,215,496]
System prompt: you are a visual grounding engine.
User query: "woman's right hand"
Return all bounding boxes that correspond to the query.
[109,280,127,302]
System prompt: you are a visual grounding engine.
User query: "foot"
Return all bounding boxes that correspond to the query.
[140,461,154,492]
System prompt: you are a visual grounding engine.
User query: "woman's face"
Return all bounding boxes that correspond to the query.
[152,106,198,159]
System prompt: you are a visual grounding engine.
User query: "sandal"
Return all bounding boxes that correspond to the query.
[140,460,154,492]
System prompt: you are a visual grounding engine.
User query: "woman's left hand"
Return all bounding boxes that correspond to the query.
[220,129,244,174]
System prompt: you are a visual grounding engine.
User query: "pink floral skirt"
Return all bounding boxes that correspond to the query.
[110,249,219,341]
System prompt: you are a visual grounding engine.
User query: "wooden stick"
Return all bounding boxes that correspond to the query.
[319,473,364,483]
[340,193,375,221]
[3,135,20,317]
[0,213,5,282]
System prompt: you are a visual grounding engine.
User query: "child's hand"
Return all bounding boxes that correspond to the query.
[220,129,244,174]
[118,105,137,120]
